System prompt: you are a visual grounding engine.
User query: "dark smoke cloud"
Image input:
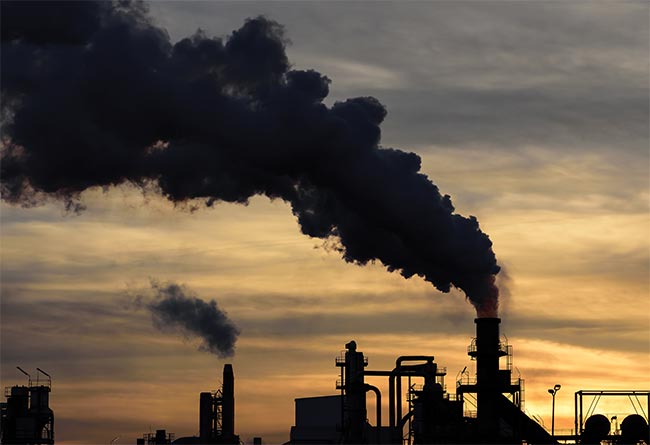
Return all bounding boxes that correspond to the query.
[130,281,240,357]
[1,1,499,314]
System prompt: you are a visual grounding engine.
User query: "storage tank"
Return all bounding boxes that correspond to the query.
[619,414,649,444]
[582,414,610,444]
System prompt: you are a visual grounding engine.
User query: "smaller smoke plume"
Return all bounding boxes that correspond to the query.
[130,281,240,357]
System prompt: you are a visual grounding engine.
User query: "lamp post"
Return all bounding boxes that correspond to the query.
[548,384,561,437]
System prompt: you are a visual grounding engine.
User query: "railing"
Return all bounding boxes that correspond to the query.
[462,392,478,418]
[335,354,368,366]
[4,380,51,396]
[3,385,43,397]
[554,428,574,436]
[467,338,509,356]
[456,375,476,386]
[505,344,513,370]
[141,432,175,444]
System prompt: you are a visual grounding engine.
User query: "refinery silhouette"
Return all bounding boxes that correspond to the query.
[2,318,648,444]
[0,1,647,444]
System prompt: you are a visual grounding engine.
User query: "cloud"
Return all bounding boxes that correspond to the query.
[378,86,647,151]
[147,2,648,154]
[295,55,403,90]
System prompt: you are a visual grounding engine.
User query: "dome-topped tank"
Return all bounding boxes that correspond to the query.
[582,414,610,444]
[619,414,649,444]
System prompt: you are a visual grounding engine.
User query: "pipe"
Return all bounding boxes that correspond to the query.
[398,411,414,432]
[365,384,382,444]
[395,356,434,425]
[366,358,434,429]
[363,371,393,376]
[389,373,395,428]
[388,367,435,428]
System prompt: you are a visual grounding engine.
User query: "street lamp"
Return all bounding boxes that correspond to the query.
[548,384,561,437]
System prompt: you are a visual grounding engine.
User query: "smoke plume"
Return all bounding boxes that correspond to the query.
[131,281,240,357]
[1,1,500,315]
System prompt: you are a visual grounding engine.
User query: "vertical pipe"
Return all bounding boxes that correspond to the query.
[366,384,382,444]
[580,393,583,434]
[574,391,578,437]
[389,374,395,428]
[397,375,402,423]
[393,356,434,430]
[341,363,346,437]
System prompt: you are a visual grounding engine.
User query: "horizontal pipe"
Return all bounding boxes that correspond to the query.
[364,370,393,376]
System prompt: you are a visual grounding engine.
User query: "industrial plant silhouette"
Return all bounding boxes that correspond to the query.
[2,318,648,445]
[0,2,648,445]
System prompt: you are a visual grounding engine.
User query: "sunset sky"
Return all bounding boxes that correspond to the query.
[1,2,648,444]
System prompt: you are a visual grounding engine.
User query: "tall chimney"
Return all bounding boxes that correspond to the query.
[474,317,503,440]
[222,364,235,438]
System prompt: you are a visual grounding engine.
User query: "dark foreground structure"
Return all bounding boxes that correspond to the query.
[3,321,648,445]
[1,368,54,445]
[289,318,650,445]
[137,364,240,445]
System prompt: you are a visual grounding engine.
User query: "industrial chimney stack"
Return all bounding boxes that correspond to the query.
[196,364,239,444]
[222,364,235,439]
[474,317,505,440]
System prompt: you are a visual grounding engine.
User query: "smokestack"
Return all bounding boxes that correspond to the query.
[474,317,504,440]
[474,317,505,442]
[222,364,235,438]
[474,318,501,385]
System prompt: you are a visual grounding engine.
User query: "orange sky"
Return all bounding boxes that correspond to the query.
[2,169,647,444]
[1,2,648,444]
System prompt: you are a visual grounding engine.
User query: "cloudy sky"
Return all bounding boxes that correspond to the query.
[1,2,648,444]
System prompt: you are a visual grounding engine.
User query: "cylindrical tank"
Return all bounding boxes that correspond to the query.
[7,386,30,416]
[619,414,649,444]
[29,386,51,412]
[412,394,424,442]
[582,414,610,444]
[343,341,367,444]
[155,429,167,444]
[199,392,213,440]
